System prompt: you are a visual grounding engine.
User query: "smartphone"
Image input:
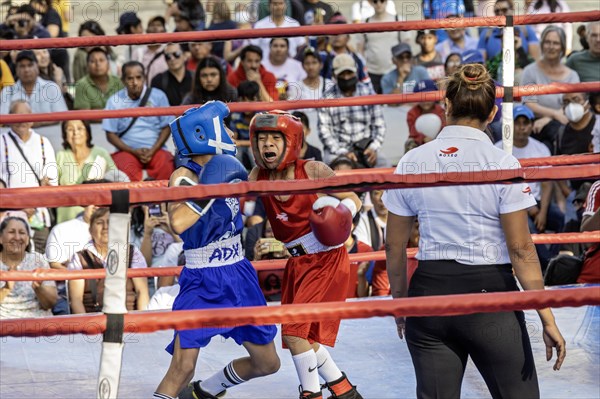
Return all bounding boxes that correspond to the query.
[148,204,163,218]
[263,238,284,253]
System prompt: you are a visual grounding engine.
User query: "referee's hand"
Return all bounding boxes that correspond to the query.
[543,323,566,371]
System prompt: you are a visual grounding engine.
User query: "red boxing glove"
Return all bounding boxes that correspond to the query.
[309,196,353,247]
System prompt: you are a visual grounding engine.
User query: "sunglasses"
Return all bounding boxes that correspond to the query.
[372,0,387,3]
[494,7,510,15]
[164,51,182,61]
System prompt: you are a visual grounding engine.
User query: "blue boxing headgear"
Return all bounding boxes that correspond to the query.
[170,101,236,157]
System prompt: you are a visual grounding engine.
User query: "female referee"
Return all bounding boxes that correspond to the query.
[383,63,566,399]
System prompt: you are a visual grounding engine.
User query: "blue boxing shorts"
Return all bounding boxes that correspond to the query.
[166,258,277,353]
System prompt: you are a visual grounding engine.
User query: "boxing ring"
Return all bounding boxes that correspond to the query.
[2,10,600,399]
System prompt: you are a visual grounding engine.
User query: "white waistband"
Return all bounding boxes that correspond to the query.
[185,235,244,268]
[284,231,342,257]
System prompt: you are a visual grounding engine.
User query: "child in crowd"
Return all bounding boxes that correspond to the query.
[230,80,260,169]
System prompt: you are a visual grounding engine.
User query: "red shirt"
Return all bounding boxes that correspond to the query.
[227,64,278,100]
[258,159,316,243]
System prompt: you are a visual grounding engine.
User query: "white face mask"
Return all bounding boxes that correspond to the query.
[564,102,588,123]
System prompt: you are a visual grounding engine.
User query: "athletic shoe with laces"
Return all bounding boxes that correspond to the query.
[324,372,363,399]
[183,380,226,399]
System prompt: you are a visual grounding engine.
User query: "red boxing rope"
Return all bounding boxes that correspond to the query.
[1,11,598,51]
[1,232,598,282]
[2,82,599,124]
[1,287,598,337]
[2,164,598,209]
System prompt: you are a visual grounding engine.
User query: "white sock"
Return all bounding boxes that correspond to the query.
[292,350,321,393]
[153,393,175,399]
[200,362,245,395]
[315,345,343,382]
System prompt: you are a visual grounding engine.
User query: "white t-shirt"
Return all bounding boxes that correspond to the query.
[383,125,536,265]
[354,13,401,75]
[250,16,306,59]
[351,0,397,22]
[495,137,551,201]
[45,216,92,264]
[262,57,307,99]
[294,77,336,102]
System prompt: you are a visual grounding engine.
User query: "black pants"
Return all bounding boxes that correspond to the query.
[406,260,539,399]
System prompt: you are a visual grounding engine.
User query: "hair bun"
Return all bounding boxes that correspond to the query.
[459,64,489,90]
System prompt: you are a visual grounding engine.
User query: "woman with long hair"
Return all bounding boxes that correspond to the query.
[182,56,237,105]
[384,63,566,398]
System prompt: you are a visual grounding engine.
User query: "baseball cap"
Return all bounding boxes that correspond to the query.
[15,50,37,64]
[332,53,357,76]
[513,105,535,121]
[117,12,141,34]
[414,79,438,93]
[392,43,412,58]
[461,49,484,64]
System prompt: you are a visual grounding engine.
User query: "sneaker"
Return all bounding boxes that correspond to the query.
[187,381,226,399]
[299,385,323,399]
[324,372,363,399]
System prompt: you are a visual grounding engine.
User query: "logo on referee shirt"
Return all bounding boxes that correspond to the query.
[439,147,459,157]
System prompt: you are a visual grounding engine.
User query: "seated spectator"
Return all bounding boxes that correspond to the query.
[182,56,238,105]
[0,100,57,252]
[292,111,323,161]
[172,0,206,33]
[30,0,70,80]
[72,21,119,82]
[406,80,446,145]
[230,80,260,169]
[352,0,397,23]
[263,38,306,100]
[444,52,462,76]
[227,45,277,101]
[256,0,305,25]
[133,16,168,85]
[103,61,174,182]
[354,0,402,94]
[45,202,97,315]
[435,15,478,61]
[478,0,540,61]
[55,120,124,223]
[33,48,65,95]
[527,0,572,55]
[151,43,193,106]
[422,0,466,42]
[130,205,183,289]
[186,42,216,73]
[413,29,445,81]
[0,216,57,319]
[116,11,144,61]
[321,14,370,83]
[295,47,335,102]
[245,219,288,301]
[521,25,578,139]
[318,54,387,167]
[566,21,600,83]
[0,50,67,126]
[251,0,305,59]
[68,208,149,313]
[486,27,534,82]
[74,47,123,113]
[495,105,564,270]
[578,180,600,283]
[329,154,358,171]
[5,4,50,40]
[381,43,430,95]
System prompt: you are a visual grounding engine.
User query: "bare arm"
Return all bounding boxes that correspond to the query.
[501,209,566,370]
[32,281,57,310]
[68,279,87,314]
[385,213,415,339]
[304,161,362,211]
[132,277,149,310]
[48,261,67,270]
[167,167,202,235]
[581,209,600,232]
[525,102,568,125]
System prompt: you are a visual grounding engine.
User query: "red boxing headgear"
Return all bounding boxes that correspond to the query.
[249,111,304,171]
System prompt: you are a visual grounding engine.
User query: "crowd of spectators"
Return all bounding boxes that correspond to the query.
[1,0,598,318]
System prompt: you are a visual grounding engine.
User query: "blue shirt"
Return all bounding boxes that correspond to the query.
[478,26,539,60]
[0,77,67,115]
[102,86,173,150]
[381,65,431,94]
[178,162,245,250]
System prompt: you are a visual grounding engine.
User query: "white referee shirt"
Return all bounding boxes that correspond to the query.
[382,125,536,265]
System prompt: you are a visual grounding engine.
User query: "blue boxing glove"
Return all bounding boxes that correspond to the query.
[199,154,248,184]
[174,155,248,217]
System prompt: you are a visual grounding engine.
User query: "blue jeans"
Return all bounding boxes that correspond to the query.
[528,202,565,271]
